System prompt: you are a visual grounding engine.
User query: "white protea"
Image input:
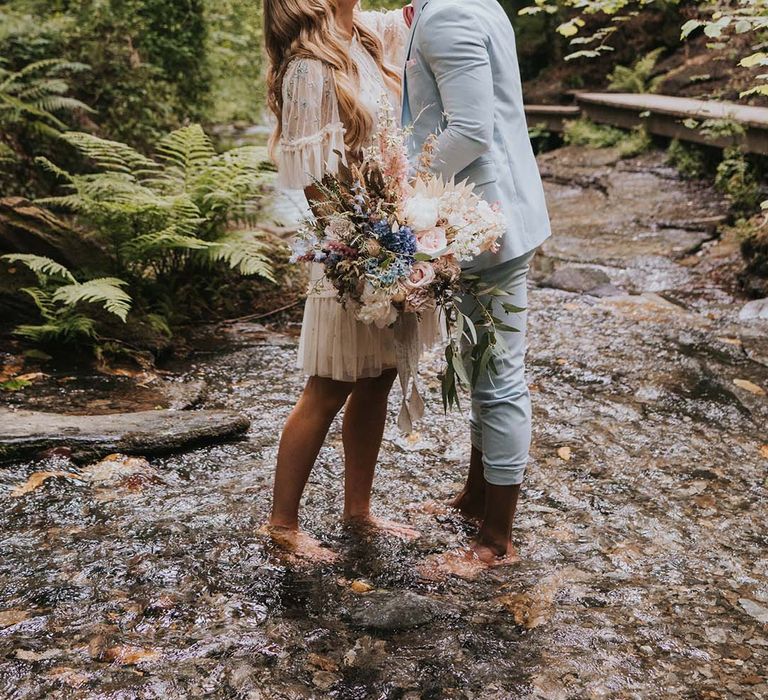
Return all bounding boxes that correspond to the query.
[404,176,504,261]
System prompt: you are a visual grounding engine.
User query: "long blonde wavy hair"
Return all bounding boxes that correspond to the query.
[264,0,401,160]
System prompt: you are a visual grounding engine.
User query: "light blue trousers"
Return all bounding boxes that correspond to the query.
[460,251,536,486]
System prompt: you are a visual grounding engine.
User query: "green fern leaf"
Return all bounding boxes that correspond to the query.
[156,124,216,171]
[207,231,275,280]
[123,226,213,259]
[2,253,76,281]
[52,278,132,322]
[62,132,159,174]
[14,315,96,342]
[19,287,56,320]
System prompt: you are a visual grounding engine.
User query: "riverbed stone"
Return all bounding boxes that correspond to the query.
[344,591,438,631]
[0,408,250,463]
[541,266,619,296]
[739,298,768,322]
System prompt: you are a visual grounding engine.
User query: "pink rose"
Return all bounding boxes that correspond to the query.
[416,227,448,256]
[405,261,436,290]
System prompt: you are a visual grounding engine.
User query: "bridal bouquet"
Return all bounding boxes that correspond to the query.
[291,107,520,425]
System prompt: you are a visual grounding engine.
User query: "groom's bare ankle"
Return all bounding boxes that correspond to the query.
[476,525,515,556]
[450,489,484,519]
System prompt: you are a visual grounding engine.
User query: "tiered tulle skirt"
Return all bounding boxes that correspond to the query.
[297,264,442,382]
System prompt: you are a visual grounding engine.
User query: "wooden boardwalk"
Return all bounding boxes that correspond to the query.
[525,93,768,155]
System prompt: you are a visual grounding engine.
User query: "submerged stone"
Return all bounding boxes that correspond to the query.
[541,266,618,296]
[0,408,250,463]
[739,298,768,322]
[344,591,438,631]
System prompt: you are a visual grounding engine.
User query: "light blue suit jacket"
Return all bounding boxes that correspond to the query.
[402,0,551,269]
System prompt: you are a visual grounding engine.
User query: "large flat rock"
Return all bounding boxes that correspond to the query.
[0,408,250,463]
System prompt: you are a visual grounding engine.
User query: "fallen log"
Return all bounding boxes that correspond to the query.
[0,408,251,463]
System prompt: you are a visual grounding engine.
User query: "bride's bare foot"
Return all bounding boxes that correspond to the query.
[417,542,520,581]
[343,515,420,542]
[258,524,339,564]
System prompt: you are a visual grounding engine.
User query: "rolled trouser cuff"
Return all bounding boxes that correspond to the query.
[483,461,527,486]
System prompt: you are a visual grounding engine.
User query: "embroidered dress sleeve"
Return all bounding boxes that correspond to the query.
[358,8,410,68]
[277,58,346,190]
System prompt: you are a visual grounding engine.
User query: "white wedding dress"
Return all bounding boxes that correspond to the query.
[277,10,439,383]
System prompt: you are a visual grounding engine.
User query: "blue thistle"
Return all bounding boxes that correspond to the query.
[377,222,417,257]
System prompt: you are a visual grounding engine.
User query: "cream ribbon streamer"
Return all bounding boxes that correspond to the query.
[393,313,425,433]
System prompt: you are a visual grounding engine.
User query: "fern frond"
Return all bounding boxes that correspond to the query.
[52,278,132,322]
[206,231,275,280]
[20,287,56,320]
[62,132,159,174]
[2,253,76,282]
[14,315,96,342]
[0,91,68,129]
[1,59,78,85]
[17,78,70,100]
[123,226,213,259]
[157,124,216,166]
[155,125,216,188]
[36,95,95,115]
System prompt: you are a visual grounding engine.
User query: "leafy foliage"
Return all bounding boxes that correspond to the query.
[563,118,652,157]
[715,146,761,213]
[36,124,276,327]
[666,139,709,179]
[0,58,92,196]
[521,0,768,103]
[564,118,628,148]
[205,0,265,124]
[1,253,132,344]
[607,48,665,93]
[0,0,209,151]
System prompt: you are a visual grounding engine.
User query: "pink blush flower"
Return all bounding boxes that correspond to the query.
[405,261,436,289]
[416,227,447,256]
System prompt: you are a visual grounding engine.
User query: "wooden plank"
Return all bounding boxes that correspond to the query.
[575,92,768,155]
[525,105,581,133]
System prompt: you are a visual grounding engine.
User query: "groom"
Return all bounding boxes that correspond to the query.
[402,0,551,566]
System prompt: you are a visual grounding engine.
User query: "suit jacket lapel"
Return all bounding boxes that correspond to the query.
[401,0,431,121]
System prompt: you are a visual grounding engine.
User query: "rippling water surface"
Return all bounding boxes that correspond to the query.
[1,146,767,699]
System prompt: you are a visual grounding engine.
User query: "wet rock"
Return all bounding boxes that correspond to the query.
[739,599,768,624]
[541,266,616,296]
[344,591,438,631]
[739,298,768,322]
[0,408,250,463]
[741,330,768,368]
[161,380,207,410]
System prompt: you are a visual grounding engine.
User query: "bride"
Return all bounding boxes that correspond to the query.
[262,0,429,559]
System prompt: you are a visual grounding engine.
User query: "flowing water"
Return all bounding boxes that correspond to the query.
[1,146,767,699]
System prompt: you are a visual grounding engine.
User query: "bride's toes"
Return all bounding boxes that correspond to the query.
[258,524,339,564]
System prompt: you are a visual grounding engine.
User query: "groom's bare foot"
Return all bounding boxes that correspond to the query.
[342,515,420,542]
[449,489,485,522]
[415,491,484,523]
[258,524,339,564]
[417,542,520,581]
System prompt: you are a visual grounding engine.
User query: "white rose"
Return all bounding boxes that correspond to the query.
[404,194,439,231]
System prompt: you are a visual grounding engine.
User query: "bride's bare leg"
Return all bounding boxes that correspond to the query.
[342,369,419,541]
[268,376,354,558]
